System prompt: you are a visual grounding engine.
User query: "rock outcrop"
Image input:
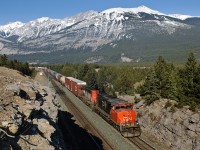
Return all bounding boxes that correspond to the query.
[0,67,65,149]
[136,99,200,150]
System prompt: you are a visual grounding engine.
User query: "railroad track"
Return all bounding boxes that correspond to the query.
[50,77,114,150]
[129,137,156,150]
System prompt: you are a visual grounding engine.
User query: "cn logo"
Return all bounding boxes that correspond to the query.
[123,116,132,122]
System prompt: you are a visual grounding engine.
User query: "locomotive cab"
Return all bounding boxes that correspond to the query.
[110,103,138,126]
[97,94,141,137]
[110,103,136,124]
[110,103,141,137]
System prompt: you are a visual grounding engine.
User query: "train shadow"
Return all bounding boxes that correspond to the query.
[58,109,105,150]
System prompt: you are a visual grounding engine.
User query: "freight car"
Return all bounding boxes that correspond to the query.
[65,77,86,97]
[55,73,62,81]
[46,69,141,137]
[60,76,66,85]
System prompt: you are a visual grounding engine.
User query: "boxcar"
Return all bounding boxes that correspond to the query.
[65,77,86,97]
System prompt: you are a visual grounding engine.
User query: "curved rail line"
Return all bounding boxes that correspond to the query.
[50,77,114,150]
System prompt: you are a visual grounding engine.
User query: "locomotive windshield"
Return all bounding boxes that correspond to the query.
[115,105,132,110]
[126,105,132,109]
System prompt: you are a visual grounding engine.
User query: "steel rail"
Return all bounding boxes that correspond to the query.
[129,137,156,150]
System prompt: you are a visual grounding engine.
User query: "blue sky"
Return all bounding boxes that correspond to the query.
[0,0,199,25]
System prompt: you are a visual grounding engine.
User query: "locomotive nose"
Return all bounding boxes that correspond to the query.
[119,110,136,124]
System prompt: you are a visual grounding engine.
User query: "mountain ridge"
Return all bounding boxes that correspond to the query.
[0,6,200,63]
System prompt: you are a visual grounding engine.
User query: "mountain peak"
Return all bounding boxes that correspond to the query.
[35,17,52,23]
[101,5,163,15]
[0,21,24,31]
[135,5,161,14]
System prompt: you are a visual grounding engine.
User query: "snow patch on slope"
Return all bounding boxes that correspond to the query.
[121,53,132,62]
[168,14,194,20]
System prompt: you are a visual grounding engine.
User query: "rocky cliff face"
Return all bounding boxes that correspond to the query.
[135,99,200,150]
[0,67,65,149]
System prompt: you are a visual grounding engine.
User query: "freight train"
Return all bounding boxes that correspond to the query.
[45,68,141,137]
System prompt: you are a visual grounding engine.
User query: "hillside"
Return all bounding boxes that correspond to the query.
[134,99,200,150]
[0,67,65,149]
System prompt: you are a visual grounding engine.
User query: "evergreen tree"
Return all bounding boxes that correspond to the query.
[115,68,134,95]
[161,64,178,100]
[61,64,76,77]
[0,55,33,76]
[97,67,108,93]
[194,66,200,103]
[139,70,161,104]
[97,66,117,95]
[178,52,199,105]
[77,64,89,80]
[84,68,98,89]
[0,54,8,66]
[138,56,178,104]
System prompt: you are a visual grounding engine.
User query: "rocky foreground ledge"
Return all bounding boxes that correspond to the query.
[0,67,65,149]
[135,99,200,150]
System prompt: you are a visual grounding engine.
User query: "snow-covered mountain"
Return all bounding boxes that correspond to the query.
[0,6,192,41]
[102,6,164,15]
[0,6,200,63]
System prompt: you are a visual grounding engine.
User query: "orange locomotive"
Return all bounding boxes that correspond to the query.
[96,94,141,137]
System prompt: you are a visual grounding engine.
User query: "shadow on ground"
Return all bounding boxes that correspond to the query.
[58,109,105,150]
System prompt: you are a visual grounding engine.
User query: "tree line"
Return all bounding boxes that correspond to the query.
[49,63,149,96]
[138,53,200,111]
[49,52,200,111]
[0,54,33,76]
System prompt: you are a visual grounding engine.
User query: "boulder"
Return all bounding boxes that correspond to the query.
[27,90,36,100]
[172,111,183,122]
[135,100,145,108]
[196,124,200,133]
[135,94,141,99]
[187,124,197,132]
[33,118,55,142]
[20,85,36,100]
[6,84,20,96]
[189,113,200,123]
[1,121,10,127]
[18,104,34,118]
[186,130,197,138]
[8,124,19,134]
